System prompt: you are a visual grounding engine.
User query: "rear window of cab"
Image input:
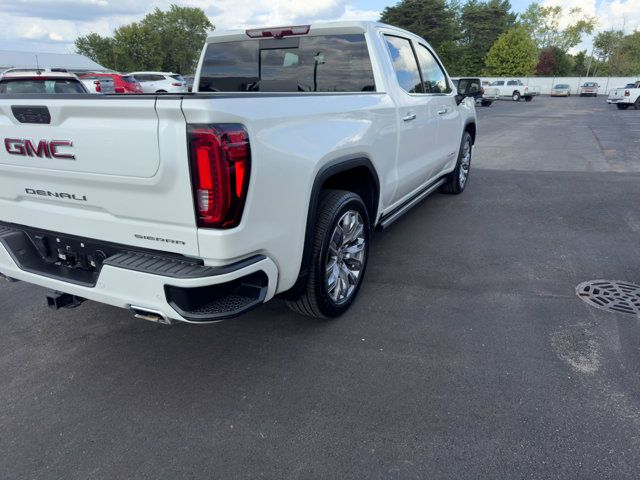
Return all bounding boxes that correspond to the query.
[199,34,376,93]
[0,78,85,94]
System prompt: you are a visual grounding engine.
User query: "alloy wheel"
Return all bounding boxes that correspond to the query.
[459,138,471,188]
[325,210,366,305]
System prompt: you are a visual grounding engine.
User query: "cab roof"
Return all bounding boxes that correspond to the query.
[1,68,78,79]
[205,20,418,43]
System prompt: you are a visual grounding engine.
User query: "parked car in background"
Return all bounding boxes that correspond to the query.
[579,82,598,96]
[480,81,499,106]
[0,21,478,323]
[489,79,539,101]
[551,84,571,97]
[129,72,188,93]
[607,80,640,110]
[451,77,497,106]
[0,69,88,94]
[81,73,142,94]
[79,75,114,94]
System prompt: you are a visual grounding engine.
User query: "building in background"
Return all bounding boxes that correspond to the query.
[0,50,106,74]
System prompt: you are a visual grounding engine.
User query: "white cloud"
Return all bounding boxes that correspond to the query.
[541,0,640,53]
[597,0,640,32]
[0,0,381,53]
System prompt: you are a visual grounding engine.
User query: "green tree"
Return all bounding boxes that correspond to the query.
[457,0,516,75]
[75,33,115,68]
[593,29,640,76]
[520,3,596,52]
[141,5,212,73]
[571,50,588,76]
[617,31,640,76]
[75,4,212,73]
[484,26,538,76]
[112,22,163,72]
[380,0,461,71]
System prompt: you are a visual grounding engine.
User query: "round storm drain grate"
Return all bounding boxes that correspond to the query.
[576,280,640,316]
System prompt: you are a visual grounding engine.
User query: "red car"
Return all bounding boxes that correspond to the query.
[80,73,143,94]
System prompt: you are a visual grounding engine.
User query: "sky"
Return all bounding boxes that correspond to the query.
[0,0,638,55]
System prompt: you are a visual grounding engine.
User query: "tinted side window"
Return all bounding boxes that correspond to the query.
[383,35,423,93]
[507,80,517,86]
[415,44,451,94]
[199,34,376,92]
[0,79,85,94]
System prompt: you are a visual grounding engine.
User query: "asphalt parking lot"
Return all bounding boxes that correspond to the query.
[1,96,639,479]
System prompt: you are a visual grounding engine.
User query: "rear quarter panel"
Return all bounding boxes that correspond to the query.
[181,93,397,291]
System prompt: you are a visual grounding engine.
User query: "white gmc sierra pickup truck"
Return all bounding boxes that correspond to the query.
[0,21,477,324]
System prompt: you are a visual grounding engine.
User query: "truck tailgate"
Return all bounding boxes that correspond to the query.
[608,89,625,100]
[0,97,199,256]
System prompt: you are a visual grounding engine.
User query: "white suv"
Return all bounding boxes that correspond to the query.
[129,72,188,93]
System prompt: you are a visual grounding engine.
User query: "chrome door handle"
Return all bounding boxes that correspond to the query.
[402,113,417,122]
[437,107,449,115]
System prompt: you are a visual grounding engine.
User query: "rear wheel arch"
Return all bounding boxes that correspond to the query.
[283,157,380,297]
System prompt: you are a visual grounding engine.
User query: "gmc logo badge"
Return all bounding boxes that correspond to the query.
[4,138,75,160]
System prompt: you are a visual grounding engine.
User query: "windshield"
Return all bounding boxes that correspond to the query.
[122,75,137,83]
[583,83,597,87]
[0,78,86,94]
[554,84,569,89]
[170,74,185,82]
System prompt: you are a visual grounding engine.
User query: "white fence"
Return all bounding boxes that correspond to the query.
[482,76,639,95]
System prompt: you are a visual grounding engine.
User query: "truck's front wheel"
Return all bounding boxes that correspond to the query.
[286,190,370,319]
[617,104,630,110]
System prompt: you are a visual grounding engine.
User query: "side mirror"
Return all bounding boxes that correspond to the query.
[455,78,481,105]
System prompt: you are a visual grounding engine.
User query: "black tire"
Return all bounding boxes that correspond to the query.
[617,104,630,110]
[481,99,493,107]
[634,97,640,110]
[286,190,370,319]
[524,96,533,102]
[512,91,521,101]
[441,131,472,195]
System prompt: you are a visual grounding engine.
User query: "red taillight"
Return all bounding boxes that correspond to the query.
[246,25,310,38]
[172,82,183,87]
[94,80,101,93]
[625,90,630,96]
[188,124,251,229]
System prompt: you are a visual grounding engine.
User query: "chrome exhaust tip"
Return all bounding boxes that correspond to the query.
[129,305,174,325]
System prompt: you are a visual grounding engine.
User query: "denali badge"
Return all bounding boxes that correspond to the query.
[4,138,75,160]
[135,234,186,246]
[25,188,87,201]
